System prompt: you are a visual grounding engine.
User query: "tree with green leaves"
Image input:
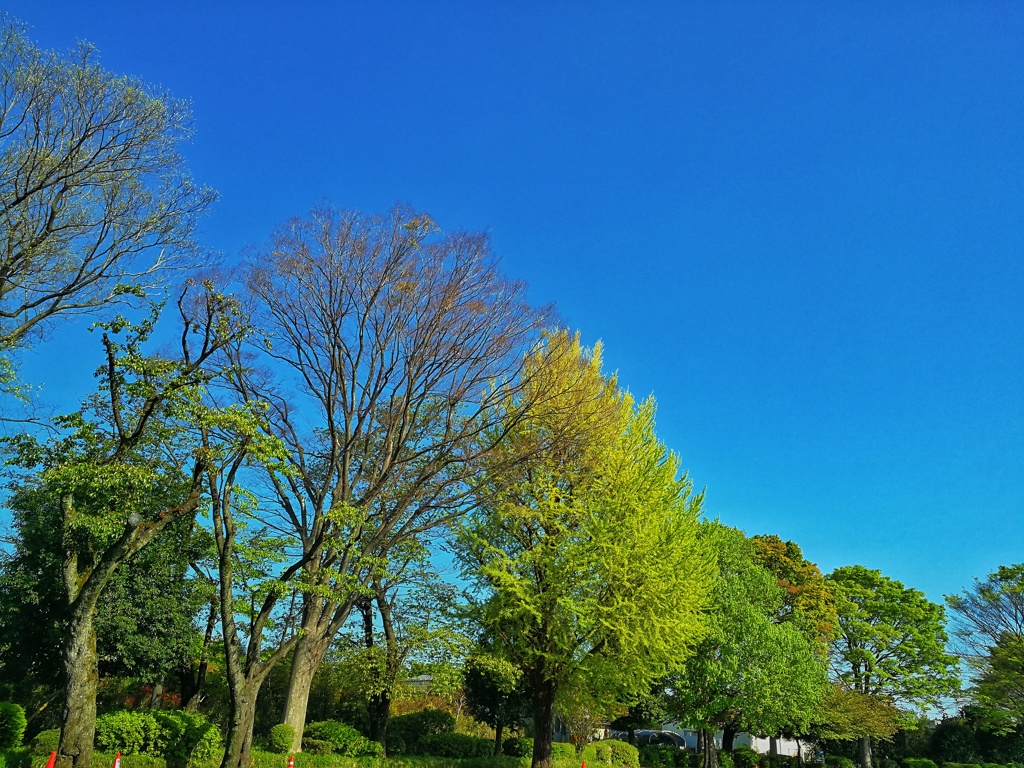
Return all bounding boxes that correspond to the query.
[0,17,214,358]
[463,651,532,755]
[947,564,1024,731]
[0,284,245,768]
[666,524,828,768]
[457,331,713,768]
[827,565,961,768]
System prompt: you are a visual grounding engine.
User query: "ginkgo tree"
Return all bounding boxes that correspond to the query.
[456,330,713,768]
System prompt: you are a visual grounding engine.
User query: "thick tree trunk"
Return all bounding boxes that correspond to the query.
[699,729,718,768]
[531,675,557,768]
[494,721,504,757]
[58,609,99,768]
[281,630,332,752]
[368,692,391,752]
[628,727,636,745]
[858,736,872,768]
[722,725,736,752]
[222,686,260,768]
[770,737,779,756]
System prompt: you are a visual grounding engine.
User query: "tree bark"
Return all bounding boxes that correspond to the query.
[280,629,332,752]
[858,736,872,768]
[770,737,779,756]
[722,725,736,752]
[57,607,99,768]
[531,674,557,768]
[222,686,260,768]
[368,692,391,753]
[494,721,504,756]
[699,729,718,768]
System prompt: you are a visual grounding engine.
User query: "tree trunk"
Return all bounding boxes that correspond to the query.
[699,729,718,768]
[770,737,779,756]
[494,721,504,757]
[58,608,99,768]
[221,686,260,768]
[281,630,332,752]
[858,736,872,768]
[149,682,163,709]
[796,738,803,767]
[368,691,391,752]
[722,725,736,752]
[531,675,557,768]
[628,727,636,745]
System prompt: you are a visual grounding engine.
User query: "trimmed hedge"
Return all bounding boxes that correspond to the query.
[717,752,734,768]
[418,734,494,759]
[503,739,532,758]
[904,760,937,768]
[388,710,455,754]
[302,721,379,758]
[151,711,221,768]
[30,732,59,757]
[551,744,576,760]
[637,744,690,768]
[268,725,294,755]
[0,705,27,750]
[95,711,163,756]
[731,746,758,768]
[0,749,32,768]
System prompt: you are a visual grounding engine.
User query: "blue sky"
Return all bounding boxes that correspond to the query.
[7,2,1024,605]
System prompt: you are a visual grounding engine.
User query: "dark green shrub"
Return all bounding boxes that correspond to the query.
[904,760,938,768]
[601,740,639,767]
[825,758,856,768]
[95,711,163,756]
[301,721,377,757]
[267,725,294,755]
[718,751,734,768]
[639,745,691,767]
[0,705,27,750]
[150,711,221,767]
[385,732,406,756]
[92,754,167,768]
[504,737,534,758]
[418,732,494,758]
[982,763,1005,768]
[388,709,455,753]
[732,746,759,768]
[880,759,899,768]
[0,748,31,768]
[31,731,60,757]
[300,739,332,755]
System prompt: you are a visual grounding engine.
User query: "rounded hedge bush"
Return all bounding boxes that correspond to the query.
[418,732,494,758]
[302,721,377,757]
[268,724,294,755]
[504,737,533,758]
[31,730,60,757]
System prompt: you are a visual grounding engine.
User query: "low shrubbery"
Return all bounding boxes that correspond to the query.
[30,732,59,757]
[904,760,938,768]
[93,710,220,767]
[267,725,294,755]
[302,721,381,758]
[388,710,456,755]
[0,748,31,768]
[503,738,532,758]
[825,757,855,768]
[717,751,734,768]
[418,733,494,758]
[730,746,758,768]
[0,704,27,750]
[636,744,690,768]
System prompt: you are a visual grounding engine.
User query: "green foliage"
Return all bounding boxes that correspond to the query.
[388,710,455,753]
[551,744,576,760]
[268,725,295,755]
[30,731,59,757]
[94,711,163,756]
[0,704,26,749]
[302,721,377,757]
[418,733,495,758]
[598,740,640,767]
[502,738,533,758]
[637,745,690,768]
[731,746,759,768]
[0,749,31,768]
[149,711,221,768]
[717,752,734,768]
[828,566,960,709]
[91,754,166,768]
[825,758,856,768]
[300,740,333,756]
[928,720,981,764]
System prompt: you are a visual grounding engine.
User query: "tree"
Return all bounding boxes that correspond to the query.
[237,205,549,751]
[0,18,214,356]
[827,565,961,768]
[456,331,713,768]
[463,652,532,755]
[0,284,245,768]
[808,684,902,743]
[666,524,828,768]
[947,564,1024,729]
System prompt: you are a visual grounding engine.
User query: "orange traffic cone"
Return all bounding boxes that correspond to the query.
[112,753,121,768]
[45,752,56,768]
[582,761,587,768]
[288,757,295,768]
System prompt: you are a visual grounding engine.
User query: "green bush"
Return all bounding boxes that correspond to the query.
[389,709,455,753]
[599,740,638,767]
[30,732,60,757]
[267,725,294,755]
[504,738,533,758]
[91,754,167,768]
[386,733,406,756]
[552,743,576,760]
[982,763,1005,768]
[0,705,27,750]
[731,747,759,768]
[95,711,163,756]
[300,740,333,755]
[638,745,689,768]
[825,758,856,768]
[904,760,938,768]
[717,752,734,768]
[879,759,899,768]
[0,748,32,768]
[418,733,494,758]
[150,711,221,767]
[302,721,376,757]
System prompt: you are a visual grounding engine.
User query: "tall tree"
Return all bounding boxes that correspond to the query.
[827,565,961,768]
[238,205,549,751]
[0,284,245,768]
[948,564,1024,729]
[0,18,214,355]
[667,524,828,768]
[457,331,713,768]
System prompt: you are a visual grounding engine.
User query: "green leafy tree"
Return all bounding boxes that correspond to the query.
[808,684,902,742]
[0,17,214,357]
[827,565,961,768]
[0,285,244,768]
[666,524,828,768]
[457,331,714,768]
[463,651,531,755]
[947,564,1024,730]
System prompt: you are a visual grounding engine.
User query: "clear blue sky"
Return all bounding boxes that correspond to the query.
[7,2,1023,605]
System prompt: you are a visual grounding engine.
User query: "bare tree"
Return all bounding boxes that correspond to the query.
[0,17,214,352]
[239,205,551,751]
